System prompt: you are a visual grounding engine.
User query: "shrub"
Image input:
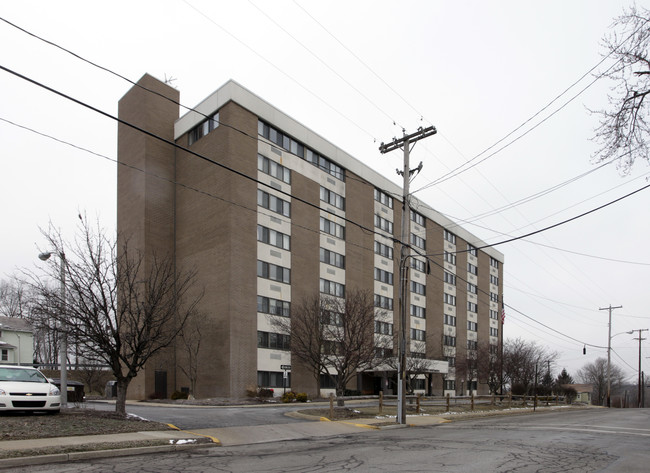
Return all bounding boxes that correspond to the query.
[258,388,274,398]
[295,392,309,402]
[281,391,296,403]
[344,389,361,396]
[171,391,189,400]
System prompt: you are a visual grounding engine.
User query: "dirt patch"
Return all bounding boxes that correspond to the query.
[0,408,170,441]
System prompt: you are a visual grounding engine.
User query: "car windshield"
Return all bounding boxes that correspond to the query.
[0,367,48,383]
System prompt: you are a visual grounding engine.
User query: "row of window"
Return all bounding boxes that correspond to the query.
[258,371,290,388]
[257,331,290,350]
[375,268,394,285]
[411,281,426,296]
[410,233,426,250]
[258,120,344,181]
[320,186,345,210]
[410,304,426,319]
[188,111,219,146]
[258,154,291,184]
[321,216,345,239]
[374,188,393,209]
[468,321,478,331]
[321,248,345,269]
[320,278,345,298]
[257,260,290,284]
[375,241,393,259]
[375,214,393,234]
[375,320,393,335]
[257,225,290,250]
[257,296,290,317]
[411,328,426,341]
[412,258,427,273]
[258,189,290,217]
[374,294,394,310]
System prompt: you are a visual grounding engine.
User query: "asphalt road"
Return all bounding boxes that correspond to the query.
[13,407,650,472]
[85,400,311,429]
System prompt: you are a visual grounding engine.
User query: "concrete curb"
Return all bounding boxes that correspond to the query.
[0,442,217,470]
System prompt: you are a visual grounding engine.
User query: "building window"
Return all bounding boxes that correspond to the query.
[443,293,456,306]
[322,310,343,326]
[444,251,456,265]
[490,327,499,337]
[411,328,426,341]
[444,314,456,326]
[444,379,456,390]
[443,335,456,347]
[258,120,344,181]
[257,225,290,250]
[445,356,456,367]
[257,296,290,317]
[410,304,426,319]
[468,244,477,256]
[257,261,290,284]
[257,331,291,350]
[374,294,393,310]
[411,258,427,273]
[411,352,426,361]
[320,278,345,298]
[490,309,499,320]
[467,302,478,313]
[467,282,477,294]
[490,257,499,268]
[374,189,393,208]
[188,111,219,145]
[375,321,394,335]
[258,189,290,217]
[374,268,394,285]
[444,271,456,285]
[444,229,456,245]
[467,321,478,331]
[410,281,426,296]
[374,214,393,234]
[258,370,289,388]
[490,274,499,285]
[320,217,345,239]
[1,349,7,361]
[320,248,345,269]
[467,340,478,350]
[374,241,394,259]
[258,154,291,184]
[490,292,499,303]
[320,187,345,210]
[410,233,426,250]
[411,210,426,227]
[320,374,339,389]
[467,263,478,276]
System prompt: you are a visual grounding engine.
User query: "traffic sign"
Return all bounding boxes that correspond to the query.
[281,365,291,370]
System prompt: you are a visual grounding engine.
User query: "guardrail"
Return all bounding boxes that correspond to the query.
[327,392,565,418]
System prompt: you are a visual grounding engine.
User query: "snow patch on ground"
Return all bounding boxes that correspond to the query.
[169,439,198,445]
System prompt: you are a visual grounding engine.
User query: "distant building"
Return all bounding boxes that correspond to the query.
[117,74,504,399]
[0,316,33,365]
[563,383,593,404]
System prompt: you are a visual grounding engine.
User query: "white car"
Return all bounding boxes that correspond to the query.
[0,365,61,414]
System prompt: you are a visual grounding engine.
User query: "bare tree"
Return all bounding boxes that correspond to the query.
[383,341,431,393]
[476,341,502,394]
[26,217,202,416]
[502,338,558,395]
[0,279,29,318]
[577,357,625,406]
[178,312,202,399]
[592,5,650,173]
[271,289,390,406]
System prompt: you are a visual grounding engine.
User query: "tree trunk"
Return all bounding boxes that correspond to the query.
[115,379,130,417]
[336,387,345,406]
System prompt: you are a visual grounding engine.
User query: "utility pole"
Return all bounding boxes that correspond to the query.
[630,328,648,408]
[600,305,622,408]
[379,126,437,424]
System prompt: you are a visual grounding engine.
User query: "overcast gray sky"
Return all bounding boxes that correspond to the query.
[1,1,648,382]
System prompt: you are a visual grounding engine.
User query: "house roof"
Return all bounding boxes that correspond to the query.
[0,315,33,333]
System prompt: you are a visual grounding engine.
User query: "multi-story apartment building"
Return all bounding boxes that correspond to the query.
[117,74,504,399]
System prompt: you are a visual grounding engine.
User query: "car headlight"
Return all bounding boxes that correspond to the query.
[49,386,61,396]
[0,388,6,396]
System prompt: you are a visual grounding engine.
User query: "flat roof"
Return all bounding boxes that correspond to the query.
[175,80,504,263]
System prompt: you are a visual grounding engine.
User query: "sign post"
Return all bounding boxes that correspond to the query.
[281,365,291,395]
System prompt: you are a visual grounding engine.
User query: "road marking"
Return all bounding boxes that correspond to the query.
[519,426,650,437]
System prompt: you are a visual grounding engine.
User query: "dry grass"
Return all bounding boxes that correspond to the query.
[0,408,171,441]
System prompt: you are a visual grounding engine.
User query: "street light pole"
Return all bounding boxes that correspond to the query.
[39,251,67,408]
[600,305,622,408]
